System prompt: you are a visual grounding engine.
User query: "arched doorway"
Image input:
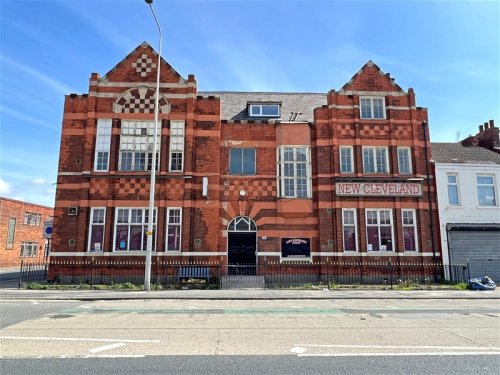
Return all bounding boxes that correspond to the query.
[227,216,257,271]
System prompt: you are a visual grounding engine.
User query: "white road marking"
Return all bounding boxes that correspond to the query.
[92,355,145,358]
[290,346,307,354]
[385,305,398,309]
[291,306,302,309]
[294,344,500,350]
[30,300,39,305]
[0,336,159,343]
[88,343,126,353]
[298,352,500,357]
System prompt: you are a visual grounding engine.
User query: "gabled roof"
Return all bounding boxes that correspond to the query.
[431,142,500,165]
[199,91,326,122]
[102,42,185,83]
[341,60,405,93]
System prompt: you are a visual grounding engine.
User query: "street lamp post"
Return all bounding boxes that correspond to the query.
[144,0,162,291]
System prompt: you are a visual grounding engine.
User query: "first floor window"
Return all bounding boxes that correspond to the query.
[114,208,156,251]
[94,119,112,171]
[366,209,393,251]
[342,209,358,251]
[277,146,311,198]
[119,121,160,171]
[477,175,496,206]
[363,147,388,174]
[169,120,185,172]
[24,212,41,226]
[166,208,182,251]
[6,217,16,249]
[21,241,38,257]
[397,147,412,174]
[88,208,105,251]
[402,209,418,251]
[230,148,256,175]
[340,146,354,173]
[447,174,460,205]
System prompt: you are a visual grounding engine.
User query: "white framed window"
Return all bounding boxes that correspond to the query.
[169,120,185,172]
[24,212,41,226]
[20,241,38,257]
[230,148,256,175]
[6,217,16,249]
[447,174,460,205]
[249,104,280,117]
[88,208,105,252]
[402,209,418,252]
[119,121,160,171]
[362,147,389,174]
[166,208,182,251]
[477,175,497,206]
[366,209,393,251]
[113,208,157,251]
[397,147,412,174]
[94,119,112,171]
[340,146,354,174]
[360,97,385,119]
[342,209,358,252]
[277,146,311,198]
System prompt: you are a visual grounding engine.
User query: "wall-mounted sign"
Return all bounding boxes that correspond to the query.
[281,238,311,258]
[336,182,422,197]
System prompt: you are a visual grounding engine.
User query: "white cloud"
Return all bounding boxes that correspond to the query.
[1,56,75,94]
[32,178,47,186]
[0,104,55,129]
[0,178,12,195]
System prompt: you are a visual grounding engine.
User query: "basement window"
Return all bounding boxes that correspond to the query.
[249,104,281,117]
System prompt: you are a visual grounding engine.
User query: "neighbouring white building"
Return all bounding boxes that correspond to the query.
[432,123,500,281]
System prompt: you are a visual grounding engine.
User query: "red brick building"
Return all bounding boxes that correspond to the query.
[51,42,438,275]
[0,197,53,268]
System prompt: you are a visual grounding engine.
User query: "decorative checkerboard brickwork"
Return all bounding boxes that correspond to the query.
[360,124,390,137]
[132,54,156,77]
[225,179,276,199]
[114,88,168,114]
[90,179,109,198]
[115,178,149,199]
[394,125,412,140]
[338,124,355,137]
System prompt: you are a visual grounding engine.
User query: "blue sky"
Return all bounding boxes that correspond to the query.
[1,0,499,207]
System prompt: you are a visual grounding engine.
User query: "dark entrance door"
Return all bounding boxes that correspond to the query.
[228,232,256,275]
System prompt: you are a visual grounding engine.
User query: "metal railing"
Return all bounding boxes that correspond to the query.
[18,259,470,290]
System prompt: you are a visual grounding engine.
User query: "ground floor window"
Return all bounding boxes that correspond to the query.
[366,209,393,251]
[20,241,38,257]
[114,208,156,251]
[88,208,105,251]
[166,208,182,251]
[342,209,358,251]
[402,209,418,251]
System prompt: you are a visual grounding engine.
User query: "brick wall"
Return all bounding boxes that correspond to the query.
[0,198,53,268]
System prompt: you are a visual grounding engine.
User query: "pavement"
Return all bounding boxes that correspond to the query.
[1,266,499,301]
[1,287,499,301]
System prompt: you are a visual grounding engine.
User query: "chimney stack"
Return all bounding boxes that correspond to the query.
[489,119,495,128]
[484,122,489,129]
[479,125,484,132]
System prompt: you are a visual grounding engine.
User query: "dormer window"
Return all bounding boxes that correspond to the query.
[249,104,281,117]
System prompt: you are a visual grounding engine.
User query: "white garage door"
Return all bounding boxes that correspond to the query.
[448,230,500,282]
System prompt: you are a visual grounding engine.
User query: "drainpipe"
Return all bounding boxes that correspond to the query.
[422,121,437,266]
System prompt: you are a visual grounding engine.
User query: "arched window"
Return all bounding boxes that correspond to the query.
[227,216,257,232]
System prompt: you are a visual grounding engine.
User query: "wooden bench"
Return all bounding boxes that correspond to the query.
[176,266,211,283]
